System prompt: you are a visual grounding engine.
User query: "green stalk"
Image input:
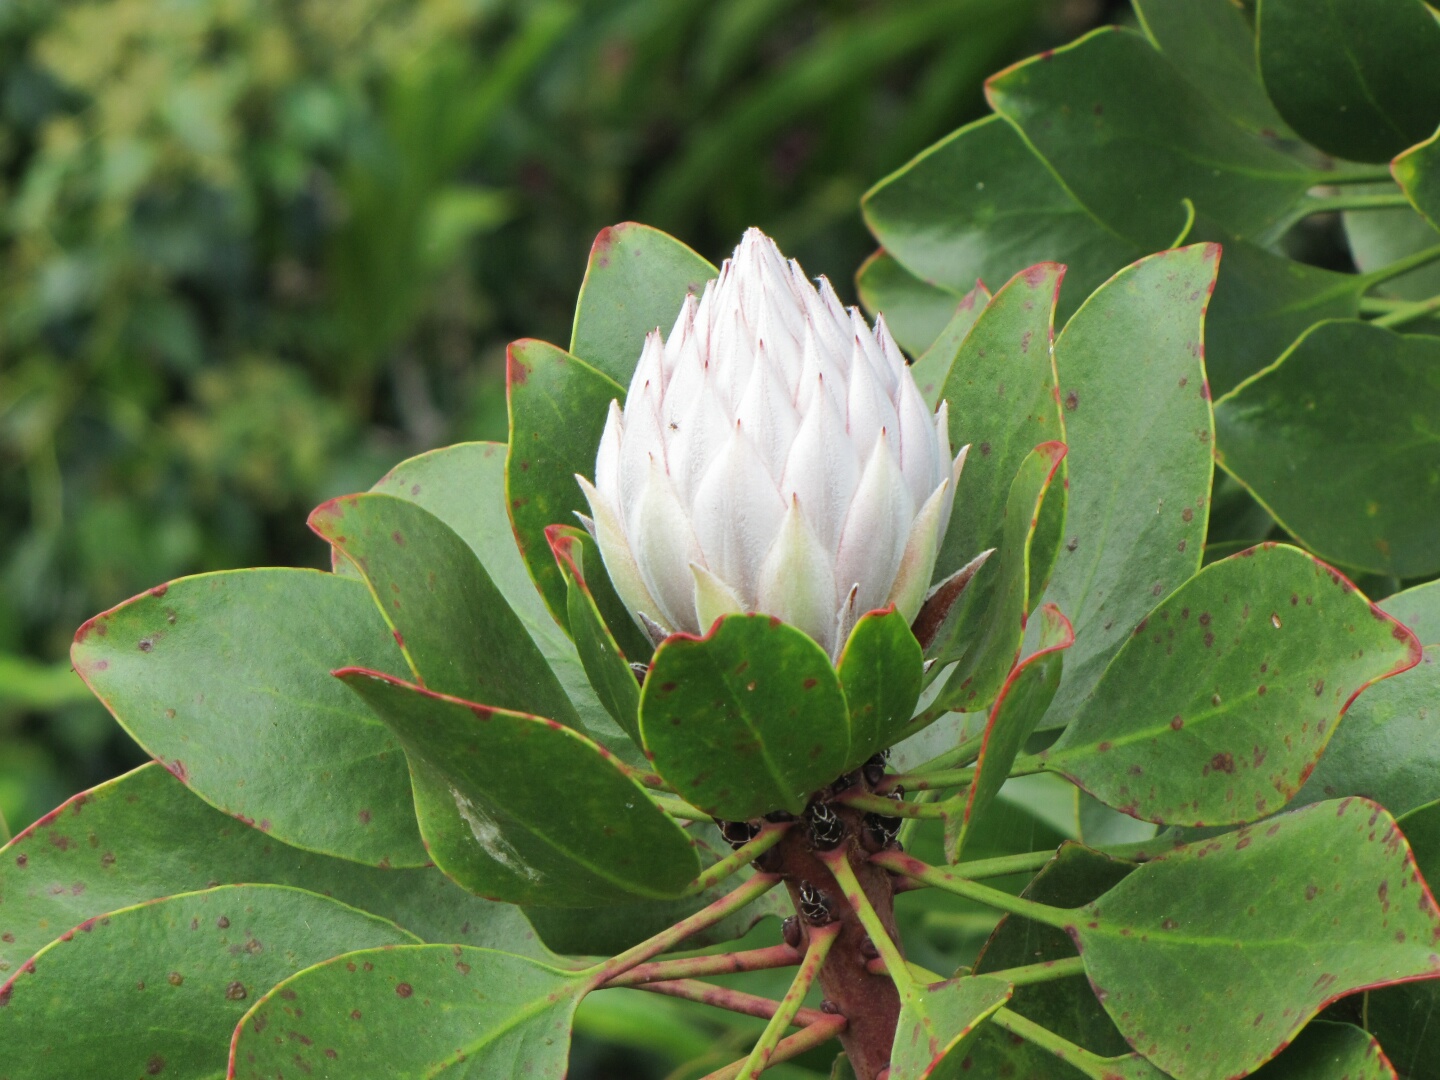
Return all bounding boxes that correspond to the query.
[699,1016,848,1080]
[1360,242,1440,289]
[1299,192,1413,214]
[870,850,1073,930]
[734,922,841,1079]
[603,943,802,988]
[979,955,1085,987]
[649,793,710,820]
[684,823,791,896]
[1372,293,1440,329]
[585,873,781,987]
[877,765,974,793]
[838,791,947,819]
[822,849,916,990]
[633,977,830,1028]
[988,1007,1121,1080]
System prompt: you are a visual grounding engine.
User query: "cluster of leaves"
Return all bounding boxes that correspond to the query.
[0,212,1436,1078]
[5,1,1440,1076]
[0,0,1062,828]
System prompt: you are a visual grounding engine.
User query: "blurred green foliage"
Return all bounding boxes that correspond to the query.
[0,0,1102,871]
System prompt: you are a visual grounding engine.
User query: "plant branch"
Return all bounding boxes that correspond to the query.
[979,955,1086,987]
[650,792,710,820]
[1360,242,1440,289]
[1314,163,1400,184]
[632,978,830,1027]
[585,873,781,987]
[988,1007,1117,1079]
[1372,293,1440,329]
[876,765,973,793]
[699,1016,849,1080]
[821,848,915,990]
[685,822,792,896]
[836,791,947,819]
[603,943,802,988]
[1299,192,1413,215]
[735,922,841,1078]
[870,850,1073,929]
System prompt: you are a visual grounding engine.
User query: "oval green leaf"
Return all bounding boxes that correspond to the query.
[229,944,589,1079]
[70,569,424,867]
[506,338,628,632]
[947,603,1072,862]
[0,884,416,1079]
[548,525,642,746]
[836,606,924,769]
[986,27,1317,248]
[0,764,558,979]
[1257,0,1440,163]
[908,281,991,409]
[310,492,582,730]
[1072,798,1440,1080]
[1034,243,1219,729]
[338,668,699,906]
[1215,319,1440,578]
[1045,544,1421,826]
[935,263,1066,588]
[639,614,851,820]
[569,222,715,386]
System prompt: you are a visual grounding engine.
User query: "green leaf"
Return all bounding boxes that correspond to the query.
[70,569,425,868]
[0,764,557,980]
[639,614,851,819]
[986,27,1317,248]
[569,222,716,386]
[935,263,1066,587]
[855,250,967,357]
[836,607,924,768]
[1395,128,1440,232]
[338,669,699,906]
[1035,244,1219,729]
[363,441,647,740]
[1044,544,1421,826]
[910,282,990,409]
[230,944,588,1079]
[932,441,1067,715]
[1133,0,1293,137]
[549,525,642,746]
[1257,0,1440,163]
[862,115,1143,321]
[1072,798,1440,1080]
[312,493,583,732]
[946,604,1072,862]
[1366,798,1440,1078]
[1217,320,1440,578]
[1248,1021,1398,1080]
[0,884,416,1079]
[890,975,1013,1080]
[506,338,626,630]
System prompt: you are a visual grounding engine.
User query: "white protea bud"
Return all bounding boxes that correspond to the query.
[578,228,966,659]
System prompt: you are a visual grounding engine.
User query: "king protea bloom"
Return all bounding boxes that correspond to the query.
[578,228,966,659]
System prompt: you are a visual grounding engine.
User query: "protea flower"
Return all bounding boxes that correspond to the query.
[578,228,965,659]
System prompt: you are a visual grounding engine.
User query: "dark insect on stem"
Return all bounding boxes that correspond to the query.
[807,802,845,851]
[716,818,760,850]
[797,880,834,926]
[782,915,802,949]
[862,811,902,850]
[861,751,889,789]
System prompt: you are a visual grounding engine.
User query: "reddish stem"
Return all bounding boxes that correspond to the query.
[698,1016,848,1080]
[603,943,802,988]
[629,978,830,1027]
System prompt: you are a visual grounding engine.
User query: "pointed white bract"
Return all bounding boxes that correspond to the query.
[579,227,964,659]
